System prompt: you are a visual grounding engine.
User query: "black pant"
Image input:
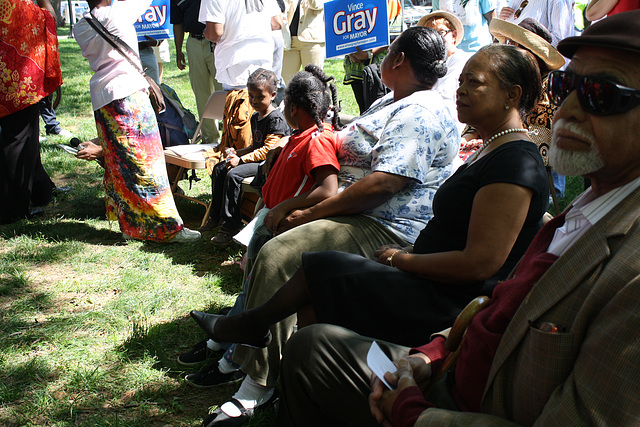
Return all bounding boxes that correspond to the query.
[38,94,61,135]
[210,161,259,230]
[0,104,53,224]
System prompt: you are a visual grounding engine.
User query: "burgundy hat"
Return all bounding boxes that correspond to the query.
[557,10,640,59]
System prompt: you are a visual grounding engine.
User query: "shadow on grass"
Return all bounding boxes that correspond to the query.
[0,279,237,427]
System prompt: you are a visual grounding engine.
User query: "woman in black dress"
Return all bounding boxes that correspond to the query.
[191,44,550,348]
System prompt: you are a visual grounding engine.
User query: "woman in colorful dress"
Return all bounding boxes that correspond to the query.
[74,0,199,242]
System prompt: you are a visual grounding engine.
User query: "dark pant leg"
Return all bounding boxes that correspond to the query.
[277,324,410,427]
[38,94,61,134]
[0,104,41,223]
[220,162,259,231]
[210,161,229,222]
[350,80,367,115]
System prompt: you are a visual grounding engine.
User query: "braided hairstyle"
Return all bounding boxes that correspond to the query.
[392,26,448,88]
[285,64,342,131]
[247,68,279,93]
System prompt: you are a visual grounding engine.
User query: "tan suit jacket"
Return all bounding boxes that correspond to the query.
[283,0,325,48]
[417,185,640,426]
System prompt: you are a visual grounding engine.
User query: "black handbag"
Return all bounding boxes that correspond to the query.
[84,14,166,114]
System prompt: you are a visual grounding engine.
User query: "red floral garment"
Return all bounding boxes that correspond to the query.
[0,0,62,118]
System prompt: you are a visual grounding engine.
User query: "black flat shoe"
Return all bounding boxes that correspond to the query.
[189,310,272,348]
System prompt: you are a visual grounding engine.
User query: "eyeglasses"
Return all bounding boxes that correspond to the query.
[514,0,529,18]
[437,29,453,37]
[548,70,640,116]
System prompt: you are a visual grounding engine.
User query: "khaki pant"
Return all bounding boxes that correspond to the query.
[232,215,408,387]
[282,36,326,85]
[186,36,222,144]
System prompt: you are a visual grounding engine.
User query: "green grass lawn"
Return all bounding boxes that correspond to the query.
[0,27,583,427]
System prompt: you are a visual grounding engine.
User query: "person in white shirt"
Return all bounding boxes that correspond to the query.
[74,0,200,243]
[499,0,574,47]
[198,0,279,90]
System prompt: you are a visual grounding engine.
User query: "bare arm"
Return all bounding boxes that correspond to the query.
[264,166,339,233]
[174,23,186,70]
[37,0,55,21]
[204,22,224,43]
[375,183,534,284]
[586,0,618,21]
[483,9,496,24]
[271,14,283,31]
[280,171,411,229]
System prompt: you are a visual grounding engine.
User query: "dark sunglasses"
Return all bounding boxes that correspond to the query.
[548,70,640,116]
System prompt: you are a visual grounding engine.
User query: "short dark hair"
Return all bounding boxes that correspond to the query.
[392,26,447,88]
[247,68,279,93]
[285,64,342,131]
[477,44,542,119]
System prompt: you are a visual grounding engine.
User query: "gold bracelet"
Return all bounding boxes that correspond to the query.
[387,250,406,268]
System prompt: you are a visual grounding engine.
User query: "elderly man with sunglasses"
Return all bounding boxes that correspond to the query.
[275,11,640,427]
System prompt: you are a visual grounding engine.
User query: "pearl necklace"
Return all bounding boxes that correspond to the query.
[467,128,528,163]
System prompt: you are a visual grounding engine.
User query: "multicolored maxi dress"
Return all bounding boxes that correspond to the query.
[94,90,184,241]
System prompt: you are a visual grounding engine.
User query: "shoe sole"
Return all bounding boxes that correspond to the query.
[184,374,244,388]
[176,356,207,367]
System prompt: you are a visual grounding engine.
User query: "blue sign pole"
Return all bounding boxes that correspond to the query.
[324,0,390,58]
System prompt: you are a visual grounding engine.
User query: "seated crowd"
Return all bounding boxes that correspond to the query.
[178,9,640,427]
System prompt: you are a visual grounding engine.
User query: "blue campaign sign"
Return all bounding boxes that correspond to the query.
[134,0,173,41]
[324,0,389,58]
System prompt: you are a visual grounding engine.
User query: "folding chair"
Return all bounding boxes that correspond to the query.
[164,90,229,228]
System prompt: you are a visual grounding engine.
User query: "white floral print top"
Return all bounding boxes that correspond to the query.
[336,90,459,244]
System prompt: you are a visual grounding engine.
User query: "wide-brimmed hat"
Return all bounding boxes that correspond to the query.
[489,18,565,73]
[557,10,640,59]
[417,11,464,46]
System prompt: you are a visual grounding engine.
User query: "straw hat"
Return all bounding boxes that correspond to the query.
[489,18,565,73]
[417,11,464,46]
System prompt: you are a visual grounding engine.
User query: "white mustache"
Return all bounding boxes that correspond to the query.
[552,118,597,145]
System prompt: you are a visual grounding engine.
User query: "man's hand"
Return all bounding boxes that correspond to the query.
[176,51,186,70]
[370,358,424,425]
[226,155,240,169]
[499,6,514,19]
[348,47,369,63]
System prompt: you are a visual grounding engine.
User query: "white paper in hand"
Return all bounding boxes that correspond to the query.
[367,341,397,390]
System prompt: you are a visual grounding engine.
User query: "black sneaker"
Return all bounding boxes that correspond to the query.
[184,361,244,388]
[177,340,215,367]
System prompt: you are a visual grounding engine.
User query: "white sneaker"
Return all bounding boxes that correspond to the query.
[57,129,73,138]
[172,227,201,242]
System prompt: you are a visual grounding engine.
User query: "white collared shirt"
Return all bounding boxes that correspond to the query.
[547,176,640,256]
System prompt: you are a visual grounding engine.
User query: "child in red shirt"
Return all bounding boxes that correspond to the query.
[244,64,343,243]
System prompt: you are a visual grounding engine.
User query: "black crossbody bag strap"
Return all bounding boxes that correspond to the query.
[84,13,145,77]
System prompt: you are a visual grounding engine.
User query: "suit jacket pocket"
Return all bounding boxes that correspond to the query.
[509,325,580,425]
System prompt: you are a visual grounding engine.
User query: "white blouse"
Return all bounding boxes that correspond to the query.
[74,0,151,111]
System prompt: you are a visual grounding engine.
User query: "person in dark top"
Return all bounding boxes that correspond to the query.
[188,44,549,350]
[209,69,290,244]
[170,0,222,144]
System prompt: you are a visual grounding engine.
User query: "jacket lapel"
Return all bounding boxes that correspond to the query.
[483,186,640,400]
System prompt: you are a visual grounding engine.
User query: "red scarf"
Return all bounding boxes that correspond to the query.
[0,0,62,118]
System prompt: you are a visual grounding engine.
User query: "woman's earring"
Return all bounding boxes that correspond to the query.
[505,105,510,110]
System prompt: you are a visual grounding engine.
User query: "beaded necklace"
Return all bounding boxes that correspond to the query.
[466,128,528,163]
